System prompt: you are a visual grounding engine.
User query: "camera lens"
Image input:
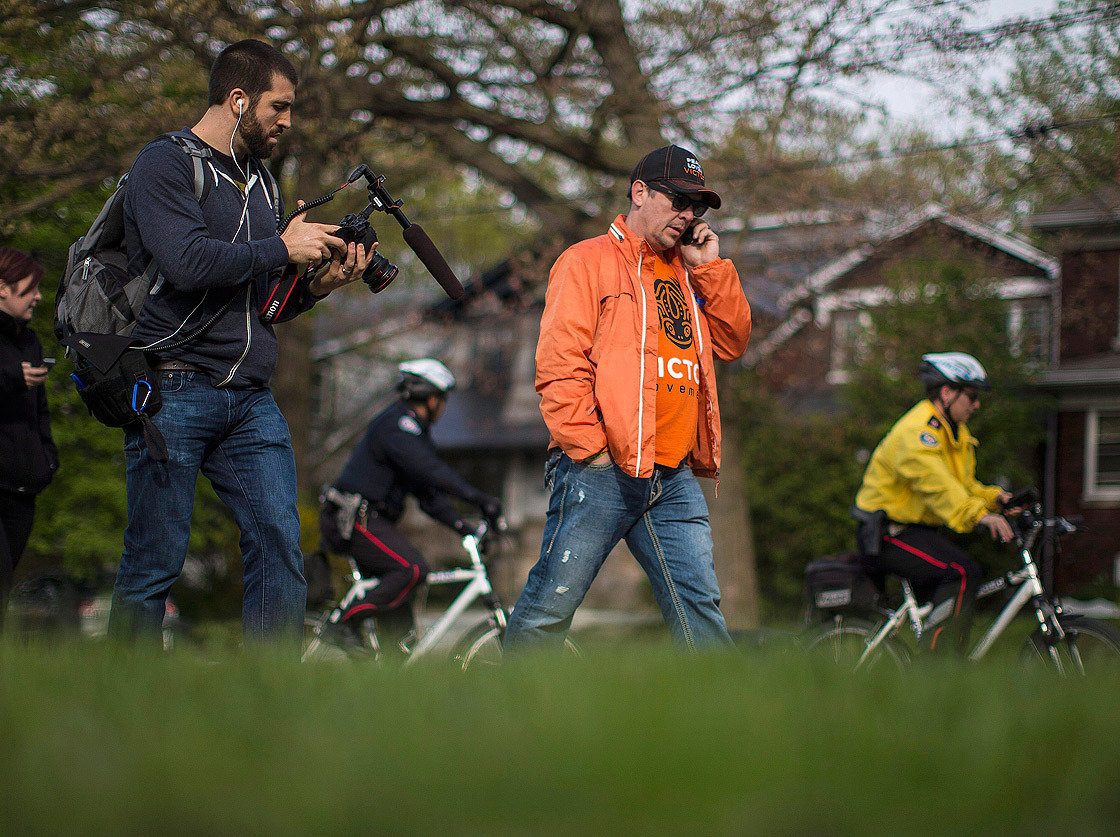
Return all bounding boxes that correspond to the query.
[363,251,399,293]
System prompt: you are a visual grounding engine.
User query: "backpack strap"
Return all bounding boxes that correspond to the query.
[145,134,215,298]
[167,133,213,204]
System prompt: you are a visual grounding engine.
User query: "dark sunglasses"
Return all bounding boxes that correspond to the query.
[644,181,708,217]
[957,388,981,404]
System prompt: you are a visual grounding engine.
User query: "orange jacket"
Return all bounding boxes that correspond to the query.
[535,215,751,479]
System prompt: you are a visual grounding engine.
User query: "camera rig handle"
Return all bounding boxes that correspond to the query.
[349,165,466,300]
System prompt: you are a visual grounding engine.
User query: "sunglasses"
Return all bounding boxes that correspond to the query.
[643,181,708,217]
[957,388,981,404]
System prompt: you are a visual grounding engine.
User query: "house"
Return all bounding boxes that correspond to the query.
[1031,188,1120,592]
[742,203,1059,414]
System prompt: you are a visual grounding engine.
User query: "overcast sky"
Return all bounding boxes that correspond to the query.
[870,0,1061,134]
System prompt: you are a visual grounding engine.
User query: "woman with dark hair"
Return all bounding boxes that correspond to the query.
[0,247,58,629]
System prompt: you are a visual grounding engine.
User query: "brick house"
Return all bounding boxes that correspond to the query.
[1031,188,1120,591]
[743,203,1059,413]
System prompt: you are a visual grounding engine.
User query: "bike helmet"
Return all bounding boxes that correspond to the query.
[396,358,456,400]
[918,352,992,391]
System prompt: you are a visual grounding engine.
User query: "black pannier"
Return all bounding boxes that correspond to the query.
[805,552,882,617]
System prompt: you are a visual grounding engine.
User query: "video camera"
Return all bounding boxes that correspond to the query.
[277,164,466,300]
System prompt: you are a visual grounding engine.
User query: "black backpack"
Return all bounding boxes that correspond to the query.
[54,134,216,341]
[54,135,279,460]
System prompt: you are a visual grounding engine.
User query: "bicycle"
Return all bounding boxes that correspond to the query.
[302,518,577,669]
[803,489,1120,675]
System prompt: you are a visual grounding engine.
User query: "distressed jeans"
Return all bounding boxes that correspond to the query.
[109,371,306,645]
[505,450,731,652]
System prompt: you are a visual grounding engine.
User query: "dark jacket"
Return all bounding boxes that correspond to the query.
[123,129,318,388]
[0,311,58,495]
[335,401,488,530]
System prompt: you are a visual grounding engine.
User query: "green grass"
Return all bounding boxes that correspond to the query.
[2,638,1119,836]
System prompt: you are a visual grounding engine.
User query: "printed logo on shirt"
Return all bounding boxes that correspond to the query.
[655,274,693,349]
[920,432,938,447]
[398,415,422,436]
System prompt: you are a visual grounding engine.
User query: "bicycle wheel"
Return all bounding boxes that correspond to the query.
[452,620,504,670]
[451,619,584,671]
[1020,614,1120,676]
[804,615,909,673]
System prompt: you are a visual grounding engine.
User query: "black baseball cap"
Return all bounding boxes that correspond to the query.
[630,144,721,210]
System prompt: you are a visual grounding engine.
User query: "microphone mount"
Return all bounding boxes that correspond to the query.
[348,165,413,233]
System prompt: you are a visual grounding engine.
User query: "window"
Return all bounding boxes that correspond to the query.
[1007,298,1050,364]
[1084,410,1120,503]
[827,309,870,384]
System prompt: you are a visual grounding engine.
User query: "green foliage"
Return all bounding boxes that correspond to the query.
[974,0,1120,214]
[734,373,867,620]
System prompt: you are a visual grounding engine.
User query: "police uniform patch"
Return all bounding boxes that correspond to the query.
[398,415,422,435]
[927,416,941,430]
[920,432,938,447]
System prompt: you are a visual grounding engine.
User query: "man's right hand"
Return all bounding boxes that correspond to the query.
[979,512,1014,543]
[280,200,346,266]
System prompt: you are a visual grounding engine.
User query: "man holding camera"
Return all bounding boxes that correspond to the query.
[109,39,366,645]
[320,359,503,652]
[505,145,751,652]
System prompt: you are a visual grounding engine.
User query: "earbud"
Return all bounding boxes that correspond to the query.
[237,98,244,114]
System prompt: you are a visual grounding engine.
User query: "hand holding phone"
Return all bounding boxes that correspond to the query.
[21,361,50,388]
[678,219,719,267]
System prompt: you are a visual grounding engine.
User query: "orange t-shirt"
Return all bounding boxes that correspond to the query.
[652,253,700,467]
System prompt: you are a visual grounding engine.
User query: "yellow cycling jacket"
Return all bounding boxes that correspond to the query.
[855,400,1003,533]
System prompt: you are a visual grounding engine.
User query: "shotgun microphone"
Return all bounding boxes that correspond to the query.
[402,223,466,300]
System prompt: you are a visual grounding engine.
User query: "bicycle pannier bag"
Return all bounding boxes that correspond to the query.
[805,552,880,615]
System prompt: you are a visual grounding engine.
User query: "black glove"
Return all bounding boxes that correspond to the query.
[478,495,502,521]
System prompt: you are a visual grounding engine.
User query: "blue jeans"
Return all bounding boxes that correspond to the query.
[109,371,306,644]
[505,451,731,651]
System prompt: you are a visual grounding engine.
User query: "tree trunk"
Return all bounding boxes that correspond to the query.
[274,314,316,498]
[272,159,319,500]
[704,376,761,629]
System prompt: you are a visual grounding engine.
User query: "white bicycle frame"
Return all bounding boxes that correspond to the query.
[853,516,1065,669]
[309,521,505,666]
[404,529,505,666]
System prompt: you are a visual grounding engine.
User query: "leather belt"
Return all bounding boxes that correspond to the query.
[154,359,202,372]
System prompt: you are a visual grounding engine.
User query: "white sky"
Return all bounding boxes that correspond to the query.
[871,0,1061,134]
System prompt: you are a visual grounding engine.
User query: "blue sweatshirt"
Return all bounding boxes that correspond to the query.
[123,128,316,387]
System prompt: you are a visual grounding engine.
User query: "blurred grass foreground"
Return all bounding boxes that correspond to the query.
[2,640,1119,836]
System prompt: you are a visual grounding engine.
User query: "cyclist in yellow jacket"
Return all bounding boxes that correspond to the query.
[854,352,1012,654]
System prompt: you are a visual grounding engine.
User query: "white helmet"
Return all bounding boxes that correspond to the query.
[397,358,456,400]
[919,352,991,391]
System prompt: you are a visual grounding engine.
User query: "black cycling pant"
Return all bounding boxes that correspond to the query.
[319,505,430,640]
[873,524,981,655]
[0,493,36,632]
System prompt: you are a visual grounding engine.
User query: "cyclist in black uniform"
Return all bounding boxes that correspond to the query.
[319,359,501,650]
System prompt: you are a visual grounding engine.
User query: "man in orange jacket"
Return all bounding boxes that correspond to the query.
[505,145,751,651]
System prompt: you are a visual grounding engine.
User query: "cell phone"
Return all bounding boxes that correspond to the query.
[42,357,56,367]
[680,220,700,246]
